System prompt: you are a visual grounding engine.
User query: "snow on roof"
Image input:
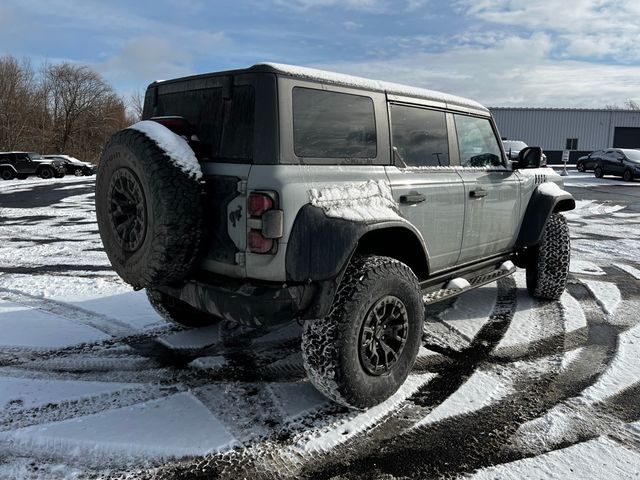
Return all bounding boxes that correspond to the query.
[256,62,488,113]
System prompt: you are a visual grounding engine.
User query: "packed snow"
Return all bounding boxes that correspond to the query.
[128,120,202,180]
[0,174,639,479]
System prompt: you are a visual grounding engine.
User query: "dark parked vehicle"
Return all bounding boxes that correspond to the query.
[0,151,66,180]
[576,150,605,172]
[593,149,640,181]
[43,155,96,176]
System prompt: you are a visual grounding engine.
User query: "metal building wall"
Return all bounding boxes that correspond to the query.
[489,108,640,151]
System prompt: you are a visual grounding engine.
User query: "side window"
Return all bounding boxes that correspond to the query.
[390,104,449,167]
[293,87,376,159]
[454,115,503,168]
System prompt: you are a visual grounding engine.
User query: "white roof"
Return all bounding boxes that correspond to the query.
[257,62,488,113]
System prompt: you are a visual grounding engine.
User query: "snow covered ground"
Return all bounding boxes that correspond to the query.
[0,174,639,479]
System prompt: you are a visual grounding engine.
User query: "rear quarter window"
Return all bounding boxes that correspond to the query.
[292,87,376,159]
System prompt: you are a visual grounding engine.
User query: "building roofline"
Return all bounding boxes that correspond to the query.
[489,107,640,113]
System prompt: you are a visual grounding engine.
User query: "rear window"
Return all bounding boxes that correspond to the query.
[292,87,376,159]
[154,85,255,162]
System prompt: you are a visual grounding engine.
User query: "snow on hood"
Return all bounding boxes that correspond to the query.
[309,180,400,222]
[128,121,202,180]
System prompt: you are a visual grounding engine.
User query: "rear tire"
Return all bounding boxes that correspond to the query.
[0,168,15,180]
[594,166,603,178]
[74,168,84,176]
[302,255,424,409]
[576,163,585,172]
[146,288,219,328]
[95,127,203,289]
[526,213,570,300]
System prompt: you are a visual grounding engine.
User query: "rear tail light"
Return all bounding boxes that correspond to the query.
[248,193,274,217]
[248,229,273,254]
[247,191,282,254]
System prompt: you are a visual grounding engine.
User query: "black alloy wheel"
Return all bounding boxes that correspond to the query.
[359,295,409,375]
[107,168,147,252]
[594,166,603,178]
[623,169,633,182]
[39,167,53,179]
[1,169,14,180]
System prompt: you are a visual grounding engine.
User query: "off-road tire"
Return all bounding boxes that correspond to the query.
[96,127,203,289]
[623,169,633,182]
[0,168,14,180]
[302,255,424,409]
[38,167,54,179]
[594,166,603,178]
[146,288,219,328]
[526,213,570,300]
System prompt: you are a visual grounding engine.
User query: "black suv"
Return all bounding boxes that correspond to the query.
[594,148,640,181]
[0,151,66,180]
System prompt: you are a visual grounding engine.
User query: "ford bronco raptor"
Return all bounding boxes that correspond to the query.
[0,151,66,180]
[96,63,575,408]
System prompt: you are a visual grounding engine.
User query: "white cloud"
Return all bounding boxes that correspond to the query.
[315,32,640,107]
[457,0,640,62]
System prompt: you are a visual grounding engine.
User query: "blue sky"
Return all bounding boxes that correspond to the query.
[1,0,639,107]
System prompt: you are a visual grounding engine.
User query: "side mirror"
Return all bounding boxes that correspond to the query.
[517,146,543,169]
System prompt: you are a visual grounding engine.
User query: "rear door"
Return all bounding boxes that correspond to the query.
[385,103,465,273]
[452,114,521,264]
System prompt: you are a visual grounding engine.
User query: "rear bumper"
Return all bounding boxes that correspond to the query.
[156,276,321,328]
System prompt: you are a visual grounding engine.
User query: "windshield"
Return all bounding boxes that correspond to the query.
[622,149,640,162]
[503,141,527,150]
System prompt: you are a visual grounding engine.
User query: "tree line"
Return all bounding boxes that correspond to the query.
[0,55,137,163]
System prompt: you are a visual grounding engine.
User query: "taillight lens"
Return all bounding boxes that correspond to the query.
[248,193,274,217]
[248,229,273,254]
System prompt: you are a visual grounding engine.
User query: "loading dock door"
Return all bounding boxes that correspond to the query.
[613,127,640,148]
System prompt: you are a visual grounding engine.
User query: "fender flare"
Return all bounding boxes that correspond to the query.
[515,183,575,248]
[286,204,431,320]
[285,204,430,283]
[0,164,18,174]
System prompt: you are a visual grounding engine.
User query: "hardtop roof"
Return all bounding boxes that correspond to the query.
[151,62,488,114]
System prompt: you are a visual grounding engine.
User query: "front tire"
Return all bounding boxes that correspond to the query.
[623,169,633,182]
[526,213,570,300]
[302,255,424,409]
[146,288,219,328]
[39,167,54,179]
[576,162,585,172]
[594,166,603,178]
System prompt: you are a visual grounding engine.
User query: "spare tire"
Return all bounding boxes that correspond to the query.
[96,126,203,289]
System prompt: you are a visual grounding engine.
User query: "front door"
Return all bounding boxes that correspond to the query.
[385,103,465,273]
[452,114,521,264]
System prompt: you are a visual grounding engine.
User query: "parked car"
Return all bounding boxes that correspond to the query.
[95,63,574,408]
[43,155,96,176]
[576,150,605,172]
[594,148,640,181]
[503,140,547,166]
[0,151,66,180]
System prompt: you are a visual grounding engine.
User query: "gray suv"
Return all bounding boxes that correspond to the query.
[96,63,574,408]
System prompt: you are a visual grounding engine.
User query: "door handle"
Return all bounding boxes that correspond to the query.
[400,192,426,204]
[469,189,487,198]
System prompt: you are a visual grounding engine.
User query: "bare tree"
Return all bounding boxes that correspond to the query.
[129,88,145,122]
[0,56,39,151]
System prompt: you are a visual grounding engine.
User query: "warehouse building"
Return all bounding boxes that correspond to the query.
[489,108,640,164]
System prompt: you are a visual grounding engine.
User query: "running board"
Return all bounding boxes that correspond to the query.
[422,261,516,305]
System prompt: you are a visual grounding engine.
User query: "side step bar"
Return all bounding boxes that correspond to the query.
[422,261,516,305]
